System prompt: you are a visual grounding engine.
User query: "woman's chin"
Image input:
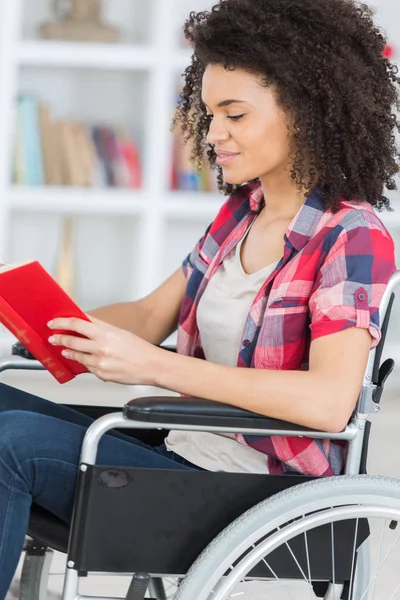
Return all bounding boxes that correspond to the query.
[221,166,258,186]
[222,172,247,186]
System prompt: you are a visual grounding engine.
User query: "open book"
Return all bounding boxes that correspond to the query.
[0,260,91,383]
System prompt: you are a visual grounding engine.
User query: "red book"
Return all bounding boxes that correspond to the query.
[119,138,142,189]
[0,261,91,383]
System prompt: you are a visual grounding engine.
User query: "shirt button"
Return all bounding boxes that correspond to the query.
[358,293,366,301]
[243,339,251,347]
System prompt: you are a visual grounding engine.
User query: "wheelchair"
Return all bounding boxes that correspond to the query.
[3,270,400,600]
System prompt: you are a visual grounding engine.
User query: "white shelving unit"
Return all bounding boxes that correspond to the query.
[0,0,222,301]
[17,40,192,71]
[0,0,399,383]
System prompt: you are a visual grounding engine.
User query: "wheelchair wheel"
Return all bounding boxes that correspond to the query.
[176,475,400,600]
[19,541,54,600]
[149,577,180,599]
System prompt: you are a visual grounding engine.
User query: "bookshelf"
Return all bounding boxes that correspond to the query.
[18,41,156,69]
[17,40,192,71]
[0,1,218,295]
[0,0,399,386]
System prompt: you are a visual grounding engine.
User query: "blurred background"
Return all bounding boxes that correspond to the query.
[0,0,398,370]
[0,2,399,598]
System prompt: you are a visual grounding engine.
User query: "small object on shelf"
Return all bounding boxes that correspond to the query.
[383,44,396,60]
[39,0,120,44]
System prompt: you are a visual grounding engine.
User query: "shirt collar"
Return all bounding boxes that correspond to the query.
[248,181,326,253]
[248,182,265,212]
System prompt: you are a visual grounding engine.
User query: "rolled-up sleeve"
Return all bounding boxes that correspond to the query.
[309,216,396,349]
[182,222,213,281]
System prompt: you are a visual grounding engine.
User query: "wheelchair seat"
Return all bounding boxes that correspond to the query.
[27,505,69,554]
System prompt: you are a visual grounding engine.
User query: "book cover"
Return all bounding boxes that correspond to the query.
[91,126,115,187]
[61,121,86,187]
[103,126,125,187]
[88,125,107,187]
[113,129,132,188]
[78,124,97,187]
[0,261,91,383]
[38,103,58,186]
[119,135,142,189]
[13,103,25,185]
[17,94,44,186]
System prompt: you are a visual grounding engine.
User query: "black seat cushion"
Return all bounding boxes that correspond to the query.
[28,504,69,554]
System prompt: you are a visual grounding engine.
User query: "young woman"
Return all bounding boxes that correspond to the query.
[1,0,399,594]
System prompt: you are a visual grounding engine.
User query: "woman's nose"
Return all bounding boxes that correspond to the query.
[206,118,230,146]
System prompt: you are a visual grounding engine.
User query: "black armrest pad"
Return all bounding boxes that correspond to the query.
[124,396,317,432]
[11,341,37,360]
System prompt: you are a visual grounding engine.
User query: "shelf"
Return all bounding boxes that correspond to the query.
[8,187,225,218]
[165,191,225,218]
[17,41,194,73]
[8,186,400,225]
[10,187,147,215]
[17,41,157,71]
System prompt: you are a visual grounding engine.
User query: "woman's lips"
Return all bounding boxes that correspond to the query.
[216,153,240,165]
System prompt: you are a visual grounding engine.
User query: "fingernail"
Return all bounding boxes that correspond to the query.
[48,321,54,328]
[48,336,56,344]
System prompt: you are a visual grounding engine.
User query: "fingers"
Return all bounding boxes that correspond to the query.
[60,349,99,369]
[48,317,95,338]
[48,333,96,354]
[60,349,110,381]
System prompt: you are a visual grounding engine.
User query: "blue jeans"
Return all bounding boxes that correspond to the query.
[0,382,203,598]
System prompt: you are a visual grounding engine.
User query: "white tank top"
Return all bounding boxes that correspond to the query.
[165,220,279,473]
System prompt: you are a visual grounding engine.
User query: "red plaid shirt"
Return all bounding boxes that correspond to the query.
[177,183,396,476]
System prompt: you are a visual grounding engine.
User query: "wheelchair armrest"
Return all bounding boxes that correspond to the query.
[123,396,318,432]
[0,341,45,373]
[0,356,44,373]
[0,341,177,374]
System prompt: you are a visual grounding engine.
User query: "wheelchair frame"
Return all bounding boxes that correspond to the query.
[2,270,400,600]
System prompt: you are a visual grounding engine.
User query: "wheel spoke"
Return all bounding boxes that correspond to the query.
[303,527,315,600]
[371,518,387,600]
[330,520,336,588]
[348,517,359,599]
[359,526,400,600]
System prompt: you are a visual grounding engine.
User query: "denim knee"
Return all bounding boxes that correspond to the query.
[0,411,46,488]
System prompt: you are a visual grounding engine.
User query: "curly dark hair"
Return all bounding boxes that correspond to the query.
[172,0,400,212]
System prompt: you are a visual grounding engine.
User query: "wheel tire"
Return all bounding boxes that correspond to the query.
[176,475,400,600]
[19,545,54,600]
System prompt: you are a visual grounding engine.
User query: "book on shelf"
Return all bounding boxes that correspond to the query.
[38,103,64,186]
[0,260,91,384]
[12,95,142,189]
[171,130,219,193]
[15,94,45,186]
[171,92,218,193]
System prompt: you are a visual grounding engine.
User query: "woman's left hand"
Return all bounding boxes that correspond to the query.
[47,316,161,386]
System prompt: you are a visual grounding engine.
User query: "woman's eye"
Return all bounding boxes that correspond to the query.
[228,114,245,121]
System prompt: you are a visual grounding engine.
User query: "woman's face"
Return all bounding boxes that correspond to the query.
[202,64,295,186]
